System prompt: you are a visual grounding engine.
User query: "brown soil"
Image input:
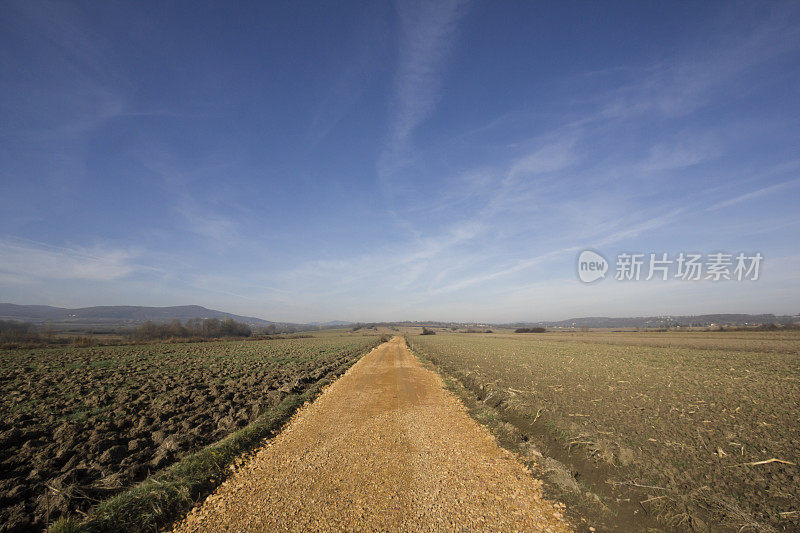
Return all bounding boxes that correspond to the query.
[173,337,571,532]
[0,336,376,532]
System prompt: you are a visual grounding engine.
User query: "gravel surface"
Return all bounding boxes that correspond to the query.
[173,337,571,532]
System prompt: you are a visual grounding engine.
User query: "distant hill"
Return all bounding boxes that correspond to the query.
[309,320,353,327]
[505,314,797,329]
[0,303,284,328]
[3,304,794,332]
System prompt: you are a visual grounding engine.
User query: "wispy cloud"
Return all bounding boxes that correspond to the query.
[1,0,130,140]
[188,273,294,301]
[431,245,581,295]
[430,205,689,295]
[597,10,800,122]
[278,8,800,313]
[283,219,485,291]
[306,52,376,146]
[139,151,243,245]
[2,2,797,321]
[305,6,388,146]
[634,137,721,173]
[175,198,239,243]
[506,136,578,181]
[0,237,145,282]
[708,178,800,211]
[378,0,465,181]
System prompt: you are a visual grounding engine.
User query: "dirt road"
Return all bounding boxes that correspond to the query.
[173,337,570,532]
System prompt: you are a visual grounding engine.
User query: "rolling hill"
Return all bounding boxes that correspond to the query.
[0,303,280,328]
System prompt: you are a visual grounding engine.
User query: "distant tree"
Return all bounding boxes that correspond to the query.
[40,323,54,343]
[185,318,202,332]
[168,319,187,338]
[202,318,221,337]
[0,320,33,334]
[0,320,40,344]
[137,320,159,339]
[219,317,251,337]
[421,327,436,335]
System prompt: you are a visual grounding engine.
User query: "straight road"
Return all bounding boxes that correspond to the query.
[173,336,570,532]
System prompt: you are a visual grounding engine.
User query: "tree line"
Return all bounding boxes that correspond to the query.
[0,317,254,348]
[129,317,251,340]
[0,320,45,344]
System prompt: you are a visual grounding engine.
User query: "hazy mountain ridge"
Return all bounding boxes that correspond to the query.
[507,314,797,329]
[0,303,280,328]
[2,304,796,330]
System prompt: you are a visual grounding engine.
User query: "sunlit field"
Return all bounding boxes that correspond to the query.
[410,329,800,531]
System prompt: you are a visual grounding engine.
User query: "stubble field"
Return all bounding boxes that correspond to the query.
[409,330,800,531]
[0,333,380,532]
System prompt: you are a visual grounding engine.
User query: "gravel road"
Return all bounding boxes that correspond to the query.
[173,336,570,532]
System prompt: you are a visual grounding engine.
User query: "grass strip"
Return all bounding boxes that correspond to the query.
[49,340,381,533]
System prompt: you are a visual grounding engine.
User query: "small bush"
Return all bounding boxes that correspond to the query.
[420,327,436,335]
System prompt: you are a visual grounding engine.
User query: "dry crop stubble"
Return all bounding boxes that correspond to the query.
[409,330,800,531]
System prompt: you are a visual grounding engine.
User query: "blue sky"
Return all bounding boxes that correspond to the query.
[1,1,799,322]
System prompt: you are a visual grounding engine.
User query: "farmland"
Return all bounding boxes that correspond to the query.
[408,330,800,531]
[0,333,381,531]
